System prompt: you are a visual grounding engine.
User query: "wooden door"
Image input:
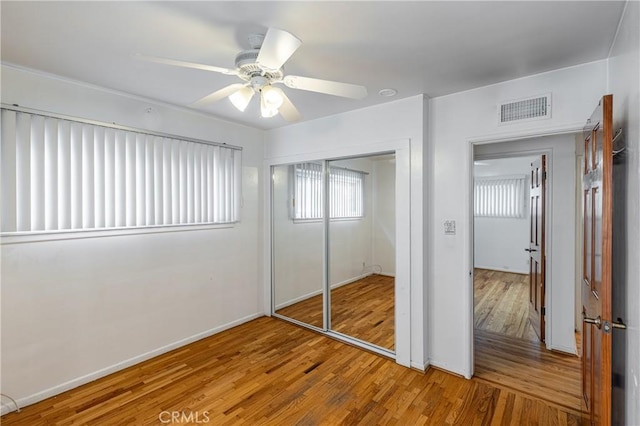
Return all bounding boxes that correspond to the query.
[582,95,613,426]
[528,156,546,342]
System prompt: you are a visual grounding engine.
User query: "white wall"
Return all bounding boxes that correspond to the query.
[608,1,640,424]
[372,158,396,276]
[475,134,577,354]
[0,65,264,411]
[473,157,535,274]
[265,95,427,369]
[429,60,607,376]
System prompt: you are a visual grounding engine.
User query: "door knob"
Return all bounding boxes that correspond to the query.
[611,319,627,330]
[603,318,627,333]
[583,314,602,329]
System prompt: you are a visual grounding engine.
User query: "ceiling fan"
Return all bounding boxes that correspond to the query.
[136,28,368,122]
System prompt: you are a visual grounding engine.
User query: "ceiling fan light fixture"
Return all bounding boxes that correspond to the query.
[260,85,284,118]
[260,91,278,118]
[260,100,279,118]
[261,85,284,109]
[229,86,255,112]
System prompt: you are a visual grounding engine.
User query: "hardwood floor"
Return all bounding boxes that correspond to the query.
[276,287,324,328]
[474,268,538,341]
[473,268,582,412]
[277,274,395,350]
[2,317,582,425]
[475,329,582,412]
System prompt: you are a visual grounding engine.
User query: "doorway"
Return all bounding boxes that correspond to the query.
[470,134,583,412]
[473,155,539,341]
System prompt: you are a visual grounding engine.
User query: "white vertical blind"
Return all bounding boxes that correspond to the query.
[1,110,17,231]
[114,130,126,227]
[94,126,105,229]
[474,175,526,218]
[58,120,71,230]
[293,162,323,219]
[329,166,364,218]
[293,163,365,220]
[30,115,45,231]
[104,128,116,228]
[0,108,241,233]
[16,112,31,231]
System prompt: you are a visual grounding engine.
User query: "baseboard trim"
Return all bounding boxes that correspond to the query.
[275,289,323,310]
[429,360,470,379]
[410,360,430,372]
[474,266,528,275]
[0,312,263,416]
[377,272,396,278]
[275,273,378,310]
[330,273,372,290]
[549,343,578,356]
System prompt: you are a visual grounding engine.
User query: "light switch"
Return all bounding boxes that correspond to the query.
[444,220,456,235]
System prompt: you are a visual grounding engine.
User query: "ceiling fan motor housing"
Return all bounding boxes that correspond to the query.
[235,49,283,82]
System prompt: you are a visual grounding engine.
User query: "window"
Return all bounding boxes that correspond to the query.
[293,162,365,220]
[474,175,526,218]
[0,108,241,234]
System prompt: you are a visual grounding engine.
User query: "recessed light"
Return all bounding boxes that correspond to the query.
[378,88,397,97]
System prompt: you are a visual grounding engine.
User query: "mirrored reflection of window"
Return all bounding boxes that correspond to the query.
[293,163,365,220]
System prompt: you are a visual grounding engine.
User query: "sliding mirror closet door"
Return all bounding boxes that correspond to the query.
[272,163,324,328]
[328,154,395,351]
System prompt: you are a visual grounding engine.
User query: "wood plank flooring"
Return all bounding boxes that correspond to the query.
[474,268,538,341]
[2,317,582,425]
[473,269,582,412]
[277,274,395,350]
[474,329,582,412]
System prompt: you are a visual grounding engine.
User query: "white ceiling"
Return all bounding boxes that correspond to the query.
[1,1,626,130]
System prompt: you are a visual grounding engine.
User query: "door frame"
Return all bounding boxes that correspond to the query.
[465,124,583,377]
[264,138,412,367]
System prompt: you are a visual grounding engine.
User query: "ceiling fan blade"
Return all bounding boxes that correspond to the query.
[283,75,367,99]
[189,83,246,108]
[273,88,302,123]
[133,54,237,75]
[256,28,302,71]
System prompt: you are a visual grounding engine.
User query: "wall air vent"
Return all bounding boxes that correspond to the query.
[498,93,551,125]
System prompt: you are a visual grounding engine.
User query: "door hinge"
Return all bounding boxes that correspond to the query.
[541,307,546,316]
[543,171,547,181]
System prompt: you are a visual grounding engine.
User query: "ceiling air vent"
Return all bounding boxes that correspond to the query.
[498,93,551,125]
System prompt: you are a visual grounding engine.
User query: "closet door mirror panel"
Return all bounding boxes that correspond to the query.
[328,154,396,351]
[272,163,324,328]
